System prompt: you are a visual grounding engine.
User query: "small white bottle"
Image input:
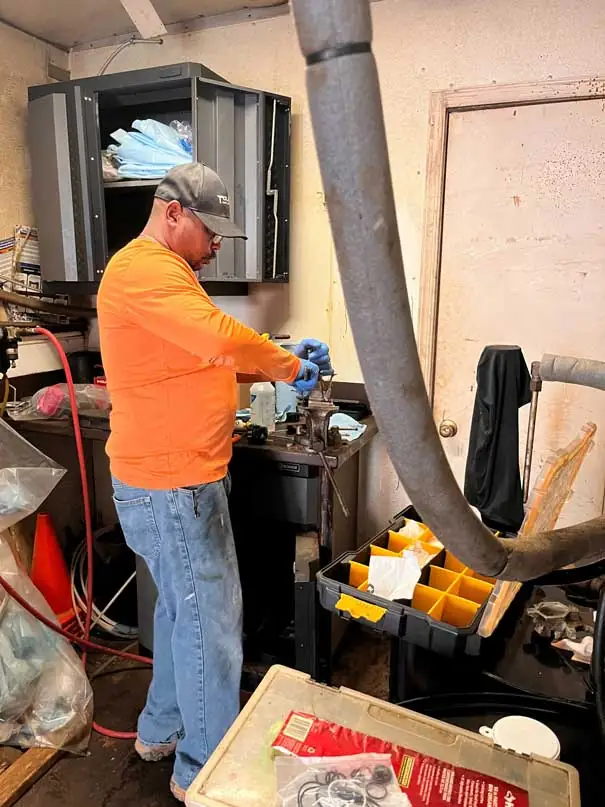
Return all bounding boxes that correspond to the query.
[250,381,276,432]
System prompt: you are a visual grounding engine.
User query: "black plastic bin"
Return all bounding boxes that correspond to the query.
[317,506,494,658]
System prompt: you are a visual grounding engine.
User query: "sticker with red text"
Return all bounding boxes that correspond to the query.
[273,712,529,806]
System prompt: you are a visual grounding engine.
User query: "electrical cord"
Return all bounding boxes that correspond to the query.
[97,36,164,76]
[88,570,137,634]
[0,327,152,741]
[70,541,137,638]
[482,668,594,701]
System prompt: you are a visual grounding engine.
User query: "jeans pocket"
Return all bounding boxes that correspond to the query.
[112,494,161,563]
[176,484,207,518]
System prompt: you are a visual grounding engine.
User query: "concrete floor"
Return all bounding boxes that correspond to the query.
[17,630,389,806]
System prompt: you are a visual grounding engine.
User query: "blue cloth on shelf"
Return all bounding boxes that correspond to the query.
[108,118,192,180]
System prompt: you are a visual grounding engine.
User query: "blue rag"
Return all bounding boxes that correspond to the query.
[329,412,367,442]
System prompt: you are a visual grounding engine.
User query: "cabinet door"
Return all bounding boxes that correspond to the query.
[196,80,263,282]
[29,86,98,287]
[196,80,291,284]
[262,93,291,284]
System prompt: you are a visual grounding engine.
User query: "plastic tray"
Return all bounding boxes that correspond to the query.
[316,508,495,656]
[186,664,580,807]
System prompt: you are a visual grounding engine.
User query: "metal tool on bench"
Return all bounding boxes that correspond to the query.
[295,371,340,451]
[291,370,350,518]
[291,341,340,451]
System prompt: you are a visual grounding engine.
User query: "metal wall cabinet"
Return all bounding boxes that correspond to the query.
[28,63,291,292]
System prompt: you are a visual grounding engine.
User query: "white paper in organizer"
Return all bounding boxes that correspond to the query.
[368,551,424,601]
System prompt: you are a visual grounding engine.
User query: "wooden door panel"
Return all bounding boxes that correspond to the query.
[434,98,605,526]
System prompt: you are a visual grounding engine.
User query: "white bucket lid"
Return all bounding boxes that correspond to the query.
[480,715,561,760]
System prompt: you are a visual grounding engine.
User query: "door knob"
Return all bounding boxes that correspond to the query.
[439,419,458,438]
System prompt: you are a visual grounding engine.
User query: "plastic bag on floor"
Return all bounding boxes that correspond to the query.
[0,534,93,751]
[0,420,65,534]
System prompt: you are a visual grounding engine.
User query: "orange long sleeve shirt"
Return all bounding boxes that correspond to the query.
[97,238,300,489]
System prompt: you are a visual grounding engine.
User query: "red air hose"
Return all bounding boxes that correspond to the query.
[0,327,152,741]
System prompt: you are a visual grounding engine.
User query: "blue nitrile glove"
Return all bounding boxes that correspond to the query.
[291,359,320,395]
[293,339,333,375]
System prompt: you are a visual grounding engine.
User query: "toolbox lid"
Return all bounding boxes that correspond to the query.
[187,665,580,807]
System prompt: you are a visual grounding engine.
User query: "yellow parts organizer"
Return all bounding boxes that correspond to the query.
[347,520,495,629]
[370,531,442,561]
[334,594,387,624]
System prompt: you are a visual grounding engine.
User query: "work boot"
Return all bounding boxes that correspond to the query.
[170,777,186,802]
[134,737,177,762]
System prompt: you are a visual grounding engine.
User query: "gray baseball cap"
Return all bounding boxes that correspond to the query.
[154,163,247,239]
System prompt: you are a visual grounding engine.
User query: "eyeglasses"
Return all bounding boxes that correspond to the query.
[184,207,222,245]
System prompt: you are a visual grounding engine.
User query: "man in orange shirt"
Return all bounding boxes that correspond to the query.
[98,163,331,800]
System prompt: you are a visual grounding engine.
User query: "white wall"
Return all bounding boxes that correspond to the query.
[70,0,605,531]
[0,25,77,377]
[0,23,67,232]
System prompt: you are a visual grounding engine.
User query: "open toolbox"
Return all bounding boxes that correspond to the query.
[187,665,580,807]
[317,507,496,656]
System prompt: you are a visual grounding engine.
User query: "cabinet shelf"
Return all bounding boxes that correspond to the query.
[104,179,161,189]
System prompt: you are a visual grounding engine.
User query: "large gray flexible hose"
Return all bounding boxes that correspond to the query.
[290,0,605,580]
[540,354,605,391]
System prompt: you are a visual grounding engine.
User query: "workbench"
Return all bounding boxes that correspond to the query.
[15,415,377,682]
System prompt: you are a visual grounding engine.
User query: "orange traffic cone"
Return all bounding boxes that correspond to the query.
[31,513,74,625]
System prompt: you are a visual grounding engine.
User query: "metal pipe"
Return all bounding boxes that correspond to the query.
[540,354,605,391]
[319,465,334,550]
[319,450,350,518]
[0,321,43,330]
[290,0,605,580]
[522,362,542,504]
[0,290,95,320]
[0,319,87,332]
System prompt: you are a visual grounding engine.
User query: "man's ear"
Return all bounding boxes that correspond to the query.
[165,201,182,225]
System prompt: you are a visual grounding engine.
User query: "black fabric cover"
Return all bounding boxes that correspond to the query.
[464,346,531,534]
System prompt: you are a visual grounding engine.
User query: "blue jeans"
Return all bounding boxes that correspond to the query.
[112,476,243,789]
